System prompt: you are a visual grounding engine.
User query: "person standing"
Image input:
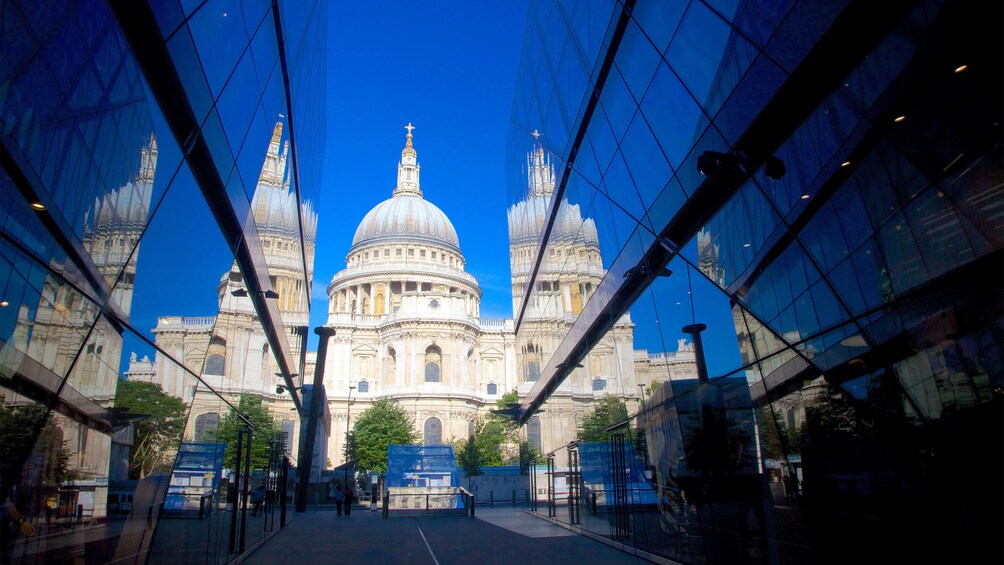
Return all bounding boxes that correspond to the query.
[342,485,354,517]
[333,484,345,516]
[250,485,266,517]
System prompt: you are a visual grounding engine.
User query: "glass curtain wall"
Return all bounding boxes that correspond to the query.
[0,1,325,563]
[508,1,1002,564]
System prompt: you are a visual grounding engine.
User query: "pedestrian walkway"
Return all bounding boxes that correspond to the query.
[244,506,650,564]
[471,507,575,538]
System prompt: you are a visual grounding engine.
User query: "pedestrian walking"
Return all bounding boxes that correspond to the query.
[343,485,354,517]
[333,484,345,516]
[250,485,266,516]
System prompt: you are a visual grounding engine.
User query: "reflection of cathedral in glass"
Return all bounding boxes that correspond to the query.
[5,134,157,511]
[127,120,317,440]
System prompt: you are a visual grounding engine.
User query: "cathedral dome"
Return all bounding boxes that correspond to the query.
[348,126,462,256]
[350,194,460,254]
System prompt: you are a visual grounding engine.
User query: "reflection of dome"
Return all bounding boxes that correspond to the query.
[351,195,460,254]
[507,195,598,247]
[252,184,318,242]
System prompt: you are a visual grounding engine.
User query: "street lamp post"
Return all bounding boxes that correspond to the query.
[344,385,355,487]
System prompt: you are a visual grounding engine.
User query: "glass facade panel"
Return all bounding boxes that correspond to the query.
[0,0,324,562]
[509,1,1002,563]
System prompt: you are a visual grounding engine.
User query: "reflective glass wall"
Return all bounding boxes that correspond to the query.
[508,0,1002,563]
[0,0,325,563]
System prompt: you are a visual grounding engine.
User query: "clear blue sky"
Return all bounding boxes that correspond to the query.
[310,0,532,346]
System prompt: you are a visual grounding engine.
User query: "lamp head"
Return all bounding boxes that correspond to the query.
[764,155,786,179]
[697,151,721,176]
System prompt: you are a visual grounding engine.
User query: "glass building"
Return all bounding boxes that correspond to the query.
[0,1,325,563]
[507,0,1002,563]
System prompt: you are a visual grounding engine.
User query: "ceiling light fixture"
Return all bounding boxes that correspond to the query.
[841,161,852,167]
[954,64,968,73]
[0,301,8,307]
[801,194,811,200]
[894,115,906,123]
[30,202,45,211]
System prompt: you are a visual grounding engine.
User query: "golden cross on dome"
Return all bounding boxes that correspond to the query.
[531,129,541,139]
[405,123,415,135]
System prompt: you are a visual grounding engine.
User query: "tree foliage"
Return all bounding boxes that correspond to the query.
[350,399,418,476]
[578,396,634,444]
[0,398,71,489]
[454,413,519,479]
[114,380,187,479]
[211,393,278,473]
[757,406,802,459]
[518,441,545,474]
[456,435,483,487]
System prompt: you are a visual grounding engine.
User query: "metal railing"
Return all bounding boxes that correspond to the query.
[471,488,531,508]
[382,487,475,518]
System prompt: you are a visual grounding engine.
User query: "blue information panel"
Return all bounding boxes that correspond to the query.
[165,442,227,511]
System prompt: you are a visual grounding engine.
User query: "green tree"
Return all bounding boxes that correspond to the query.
[756,406,802,459]
[453,412,520,481]
[578,396,633,443]
[114,380,188,479]
[211,394,278,473]
[498,389,519,408]
[0,399,71,490]
[350,399,418,476]
[456,435,483,488]
[518,441,545,474]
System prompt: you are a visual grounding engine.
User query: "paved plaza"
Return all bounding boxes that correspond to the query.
[244,507,650,565]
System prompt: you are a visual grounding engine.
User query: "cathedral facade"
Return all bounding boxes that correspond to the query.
[130,124,697,468]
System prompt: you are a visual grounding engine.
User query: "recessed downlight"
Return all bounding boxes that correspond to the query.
[954,64,968,73]
[894,115,906,123]
[801,194,810,200]
[841,161,852,167]
[0,301,8,307]
[30,202,46,211]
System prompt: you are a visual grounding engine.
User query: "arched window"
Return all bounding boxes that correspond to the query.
[527,416,542,451]
[487,383,498,395]
[527,361,540,382]
[425,345,441,382]
[385,347,397,382]
[374,293,385,315]
[424,417,442,445]
[205,354,225,375]
[205,335,227,375]
[357,380,369,393]
[195,413,220,442]
[523,342,541,382]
